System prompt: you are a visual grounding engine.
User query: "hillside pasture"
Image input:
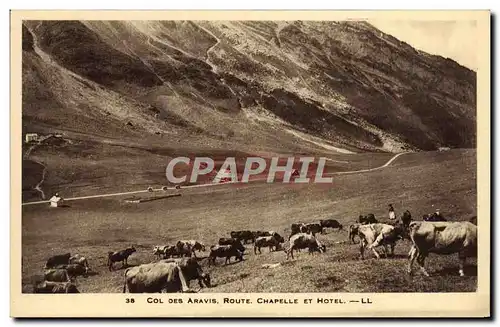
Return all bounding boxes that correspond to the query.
[21,149,477,293]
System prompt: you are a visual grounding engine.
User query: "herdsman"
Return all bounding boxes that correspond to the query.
[388,204,396,220]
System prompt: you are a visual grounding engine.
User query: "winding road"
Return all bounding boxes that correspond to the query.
[21,152,407,206]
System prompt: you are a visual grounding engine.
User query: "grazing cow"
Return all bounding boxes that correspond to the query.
[44,253,71,269]
[304,223,323,236]
[208,244,244,265]
[44,269,71,282]
[218,238,246,253]
[180,240,206,253]
[285,233,326,260]
[33,281,79,293]
[230,230,255,243]
[123,261,192,293]
[357,223,402,259]
[153,245,170,259]
[161,257,211,288]
[359,214,377,225]
[107,247,136,271]
[290,223,308,239]
[407,221,477,277]
[348,224,360,244]
[53,263,88,279]
[175,241,195,258]
[68,254,90,273]
[252,231,269,238]
[254,236,281,254]
[320,219,343,232]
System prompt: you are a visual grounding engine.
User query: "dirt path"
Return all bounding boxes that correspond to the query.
[21,152,407,206]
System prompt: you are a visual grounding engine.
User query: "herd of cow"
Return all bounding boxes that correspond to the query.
[31,210,478,294]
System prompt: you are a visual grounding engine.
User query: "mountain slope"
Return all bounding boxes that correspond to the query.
[22,20,476,153]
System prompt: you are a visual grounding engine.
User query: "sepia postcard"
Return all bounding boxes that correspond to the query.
[10,9,491,318]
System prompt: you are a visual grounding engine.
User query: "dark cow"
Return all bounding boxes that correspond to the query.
[230,230,255,243]
[399,210,413,239]
[423,213,447,222]
[33,281,79,293]
[290,223,308,239]
[254,234,284,254]
[348,224,360,244]
[161,257,211,288]
[320,219,343,232]
[359,214,378,224]
[175,241,194,258]
[107,247,136,271]
[208,244,244,265]
[218,238,246,253]
[304,223,323,236]
[52,263,88,280]
[44,253,71,269]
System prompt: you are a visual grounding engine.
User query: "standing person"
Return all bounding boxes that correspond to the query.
[388,204,396,220]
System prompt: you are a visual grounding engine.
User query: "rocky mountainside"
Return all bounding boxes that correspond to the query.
[22,20,476,154]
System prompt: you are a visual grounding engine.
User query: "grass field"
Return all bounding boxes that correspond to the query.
[21,149,477,293]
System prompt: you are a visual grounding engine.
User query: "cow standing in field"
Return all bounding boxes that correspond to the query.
[289,223,308,239]
[54,263,89,279]
[174,241,195,258]
[153,245,170,259]
[180,240,206,254]
[320,219,343,233]
[218,238,246,252]
[208,244,244,266]
[161,257,211,288]
[357,223,402,259]
[303,223,323,236]
[44,253,71,269]
[407,221,477,277]
[254,235,283,254]
[107,247,136,271]
[122,261,193,293]
[286,233,326,260]
[69,254,90,272]
[230,230,255,244]
[33,280,79,293]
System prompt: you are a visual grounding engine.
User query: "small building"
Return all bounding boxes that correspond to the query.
[25,133,39,143]
[49,194,64,207]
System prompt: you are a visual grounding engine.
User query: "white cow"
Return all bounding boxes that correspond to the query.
[407,221,477,277]
[357,223,401,259]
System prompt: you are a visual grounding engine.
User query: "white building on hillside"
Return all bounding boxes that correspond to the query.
[49,193,64,207]
[25,133,39,143]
